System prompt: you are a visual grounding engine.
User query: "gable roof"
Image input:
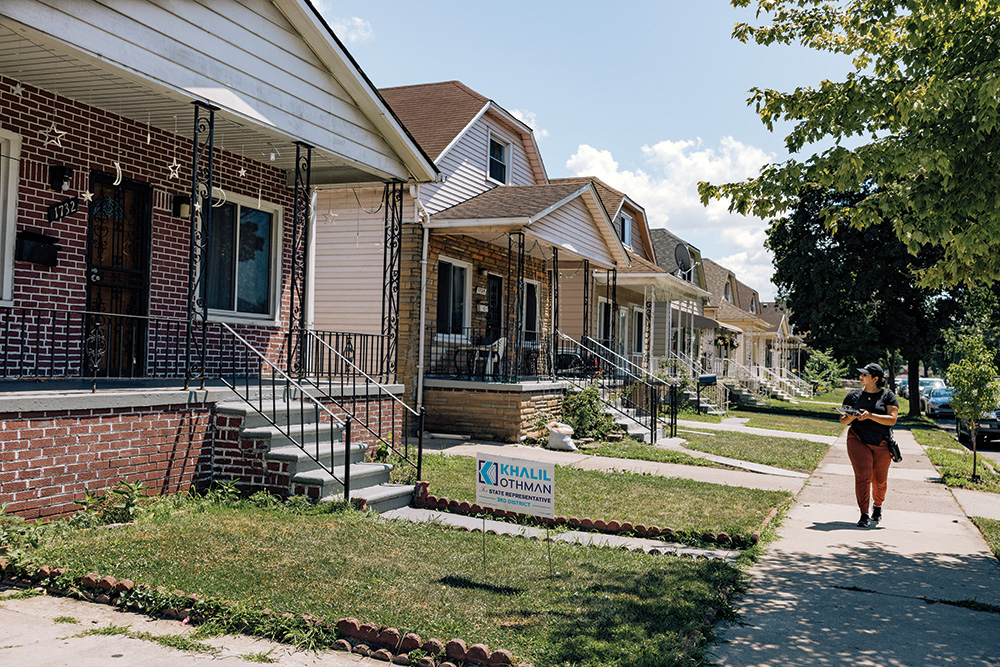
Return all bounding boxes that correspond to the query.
[649,228,707,290]
[379,81,489,162]
[379,80,547,183]
[427,182,629,267]
[550,176,656,261]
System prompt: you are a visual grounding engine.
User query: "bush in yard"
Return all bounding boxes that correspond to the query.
[803,349,848,393]
[946,332,1000,481]
[562,382,617,439]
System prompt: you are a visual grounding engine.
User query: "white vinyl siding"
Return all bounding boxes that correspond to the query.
[529,198,615,267]
[3,0,410,180]
[311,187,386,334]
[422,116,539,214]
[0,128,19,304]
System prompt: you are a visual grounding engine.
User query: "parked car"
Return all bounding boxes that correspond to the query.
[918,377,946,400]
[956,404,1000,447]
[923,386,955,417]
[896,379,909,398]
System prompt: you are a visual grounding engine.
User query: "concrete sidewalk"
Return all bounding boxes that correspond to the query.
[711,427,1000,666]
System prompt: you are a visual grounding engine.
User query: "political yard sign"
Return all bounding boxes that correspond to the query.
[475,453,555,519]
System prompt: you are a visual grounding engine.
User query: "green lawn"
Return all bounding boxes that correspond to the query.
[20,501,745,667]
[422,453,790,537]
[907,421,1000,492]
[679,430,829,473]
[585,439,720,468]
[729,409,845,437]
[970,516,1000,560]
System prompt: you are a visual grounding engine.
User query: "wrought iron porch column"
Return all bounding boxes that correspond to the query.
[186,101,219,390]
[381,181,404,382]
[609,267,618,355]
[582,259,590,340]
[551,248,558,377]
[288,142,313,378]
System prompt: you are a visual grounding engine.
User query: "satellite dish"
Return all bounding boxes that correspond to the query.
[674,244,693,273]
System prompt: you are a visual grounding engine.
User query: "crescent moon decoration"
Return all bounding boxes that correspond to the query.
[112,161,122,186]
[211,186,227,207]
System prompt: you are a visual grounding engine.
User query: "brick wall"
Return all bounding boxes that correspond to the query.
[1,76,296,370]
[422,385,564,442]
[0,404,213,520]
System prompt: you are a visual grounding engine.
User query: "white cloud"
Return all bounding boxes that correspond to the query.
[565,138,778,300]
[323,14,374,44]
[510,109,549,141]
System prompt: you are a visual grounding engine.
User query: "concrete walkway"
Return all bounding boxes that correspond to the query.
[711,427,1000,666]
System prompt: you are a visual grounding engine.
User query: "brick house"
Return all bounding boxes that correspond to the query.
[314,81,703,442]
[0,0,438,519]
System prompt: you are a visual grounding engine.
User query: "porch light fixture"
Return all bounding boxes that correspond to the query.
[172,194,191,219]
[48,165,73,192]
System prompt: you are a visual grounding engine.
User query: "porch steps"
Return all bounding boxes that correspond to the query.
[215,401,415,513]
[604,404,664,443]
[681,390,726,416]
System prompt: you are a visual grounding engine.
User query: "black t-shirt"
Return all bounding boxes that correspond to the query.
[844,388,899,445]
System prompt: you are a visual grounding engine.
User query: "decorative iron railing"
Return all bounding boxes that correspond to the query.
[555,332,673,443]
[426,327,550,382]
[219,324,352,500]
[301,330,424,481]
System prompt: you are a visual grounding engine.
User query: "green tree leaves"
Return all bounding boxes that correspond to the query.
[702,0,1000,288]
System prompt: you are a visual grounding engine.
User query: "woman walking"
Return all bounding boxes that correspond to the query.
[840,363,899,527]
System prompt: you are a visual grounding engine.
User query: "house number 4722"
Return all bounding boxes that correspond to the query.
[47,196,79,223]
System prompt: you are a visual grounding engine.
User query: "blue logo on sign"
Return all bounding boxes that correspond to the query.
[478,460,497,485]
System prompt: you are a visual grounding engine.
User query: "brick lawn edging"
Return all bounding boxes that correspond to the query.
[414,482,781,549]
[0,557,530,667]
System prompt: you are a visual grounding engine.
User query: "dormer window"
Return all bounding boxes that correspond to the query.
[750,297,757,314]
[488,135,509,184]
[618,212,632,246]
[723,282,732,303]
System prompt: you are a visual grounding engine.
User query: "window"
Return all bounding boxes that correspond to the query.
[723,282,732,303]
[597,298,612,347]
[749,296,757,314]
[436,258,470,335]
[632,309,644,354]
[205,195,280,318]
[618,212,632,246]
[488,135,509,184]
[0,129,19,304]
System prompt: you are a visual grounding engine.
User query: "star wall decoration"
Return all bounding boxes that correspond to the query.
[42,122,66,148]
[12,82,23,97]
[168,157,181,180]
[81,190,94,203]
[239,166,247,178]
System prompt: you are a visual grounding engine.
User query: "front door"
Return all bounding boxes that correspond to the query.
[84,171,152,377]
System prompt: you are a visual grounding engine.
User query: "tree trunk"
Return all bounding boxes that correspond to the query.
[907,359,921,417]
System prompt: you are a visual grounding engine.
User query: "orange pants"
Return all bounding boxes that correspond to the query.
[846,430,892,514]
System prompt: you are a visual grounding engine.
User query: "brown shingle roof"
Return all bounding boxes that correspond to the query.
[379,81,489,161]
[431,183,591,220]
[551,176,626,219]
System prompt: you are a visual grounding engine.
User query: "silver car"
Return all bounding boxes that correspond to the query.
[923,386,954,418]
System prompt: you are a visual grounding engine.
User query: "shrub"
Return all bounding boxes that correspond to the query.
[561,383,617,439]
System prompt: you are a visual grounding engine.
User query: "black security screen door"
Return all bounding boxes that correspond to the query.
[85,170,152,377]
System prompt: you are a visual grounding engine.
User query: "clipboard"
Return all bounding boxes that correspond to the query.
[836,406,861,416]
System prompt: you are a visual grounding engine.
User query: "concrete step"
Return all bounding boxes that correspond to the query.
[292,461,393,498]
[216,399,342,431]
[345,483,416,513]
[264,441,365,471]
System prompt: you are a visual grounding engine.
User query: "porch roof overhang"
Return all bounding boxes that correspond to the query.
[427,182,630,269]
[0,1,439,187]
[596,271,708,300]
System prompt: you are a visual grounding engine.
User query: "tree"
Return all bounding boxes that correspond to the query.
[698,1,1000,289]
[766,187,956,415]
[946,332,1000,481]
[802,349,847,393]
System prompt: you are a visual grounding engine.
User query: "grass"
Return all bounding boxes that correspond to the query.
[729,409,844,437]
[584,439,719,468]
[422,453,790,536]
[680,431,830,474]
[52,616,79,624]
[970,516,1000,560]
[908,421,1000,492]
[24,502,746,667]
[77,624,220,655]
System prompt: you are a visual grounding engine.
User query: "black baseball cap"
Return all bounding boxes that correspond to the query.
[857,363,884,377]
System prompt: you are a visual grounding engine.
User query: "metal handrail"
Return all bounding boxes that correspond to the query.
[219,323,353,499]
[555,331,667,443]
[302,330,424,481]
[581,335,669,386]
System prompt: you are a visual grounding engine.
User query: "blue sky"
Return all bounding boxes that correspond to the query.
[314,1,853,300]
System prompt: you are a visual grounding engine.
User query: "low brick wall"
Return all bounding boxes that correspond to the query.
[1,403,213,520]
[422,380,567,442]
